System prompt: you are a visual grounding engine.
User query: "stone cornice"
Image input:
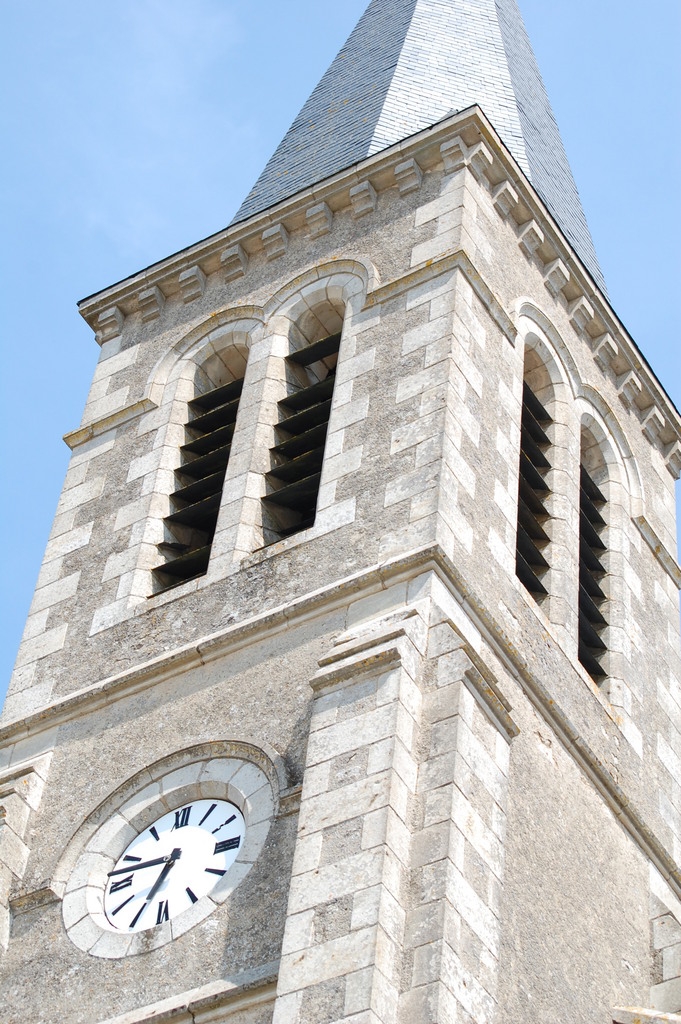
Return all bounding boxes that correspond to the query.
[65,252,510,450]
[75,106,681,476]
[1,544,679,899]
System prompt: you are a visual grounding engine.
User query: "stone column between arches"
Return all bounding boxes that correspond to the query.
[271,598,518,1024]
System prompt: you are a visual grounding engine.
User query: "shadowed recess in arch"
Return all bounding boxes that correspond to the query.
[262,298,345,545]
[153,346,248,591]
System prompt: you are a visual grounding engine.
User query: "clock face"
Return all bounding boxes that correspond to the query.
[103,799,245,933]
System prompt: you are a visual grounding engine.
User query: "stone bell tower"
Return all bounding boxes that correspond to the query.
[2,2,681,1023]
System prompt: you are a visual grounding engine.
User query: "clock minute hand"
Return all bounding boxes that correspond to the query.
[107,854,172,877]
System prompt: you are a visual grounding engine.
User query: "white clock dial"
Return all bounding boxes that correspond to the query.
[103,798,245,933]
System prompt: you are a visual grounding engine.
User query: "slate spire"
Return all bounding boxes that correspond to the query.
[233,0,603,289]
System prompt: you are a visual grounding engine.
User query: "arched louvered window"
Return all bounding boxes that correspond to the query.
[578,448,608,682]
[516,381,552,600]
[262,306,343,544]
[153,351,247,591]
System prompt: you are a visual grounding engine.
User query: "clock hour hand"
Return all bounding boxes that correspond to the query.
[146,848,181,902]
[108,854,173,877]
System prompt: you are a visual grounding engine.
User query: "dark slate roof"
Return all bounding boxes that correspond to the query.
[232,0,604,291]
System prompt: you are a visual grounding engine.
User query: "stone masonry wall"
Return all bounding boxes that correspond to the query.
[2,113,680,1023]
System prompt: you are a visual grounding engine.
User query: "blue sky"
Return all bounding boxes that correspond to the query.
[1,0,679,710]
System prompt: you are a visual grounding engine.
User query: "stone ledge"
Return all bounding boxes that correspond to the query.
[278,786,302,818]
[633,515,681,589]
[64,399,158,450]
[8,885,59,916]
[461,657,519,741]
[318,608,422,668]
[97,966,278,1024]
[613,1009,681,1024]
[311,642,403,693]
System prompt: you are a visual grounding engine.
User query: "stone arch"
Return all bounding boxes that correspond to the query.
[515,310,577,635]
[101,312,266,605]
[575,397,636,716]
[226,261,372,552]
[148,313,266,592]
[145,307,265,408]
[262,256,378,323]
[578,385,643,515]
[516,301,581,402]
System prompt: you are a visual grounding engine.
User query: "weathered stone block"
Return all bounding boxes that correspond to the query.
[491,180,518,220]
[96,305,124,343]
[568,294,594,333]
[221,243,248,282]
[395,158,423,195]
[178,265,206,303]
[306,202,333,238]
[543,257,570,297]
[138,285,165,322]
[262,222,289,259]
[517,220,544,256]
[349,181,377,218]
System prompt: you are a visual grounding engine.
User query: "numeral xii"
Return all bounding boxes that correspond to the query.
[172,806,192,830]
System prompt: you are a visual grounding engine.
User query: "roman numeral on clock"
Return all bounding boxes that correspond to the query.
[156,900,170,925]
[172,806,192,830]
[109,875,133,894]
[214,836,240,855]
[186,887,198,904]
[112,894,136,917]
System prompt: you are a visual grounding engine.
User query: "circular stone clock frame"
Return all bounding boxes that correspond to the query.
[61,746,277,959]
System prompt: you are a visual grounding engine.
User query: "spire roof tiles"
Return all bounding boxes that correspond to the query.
[232,0,604,290]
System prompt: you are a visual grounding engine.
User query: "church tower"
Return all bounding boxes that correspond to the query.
[3,2,681,1022]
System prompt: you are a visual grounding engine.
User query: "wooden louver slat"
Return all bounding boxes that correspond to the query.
[515,382,552,599]
[263,332,341,542]
[153,377,244,590]
[578,464,608,682]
